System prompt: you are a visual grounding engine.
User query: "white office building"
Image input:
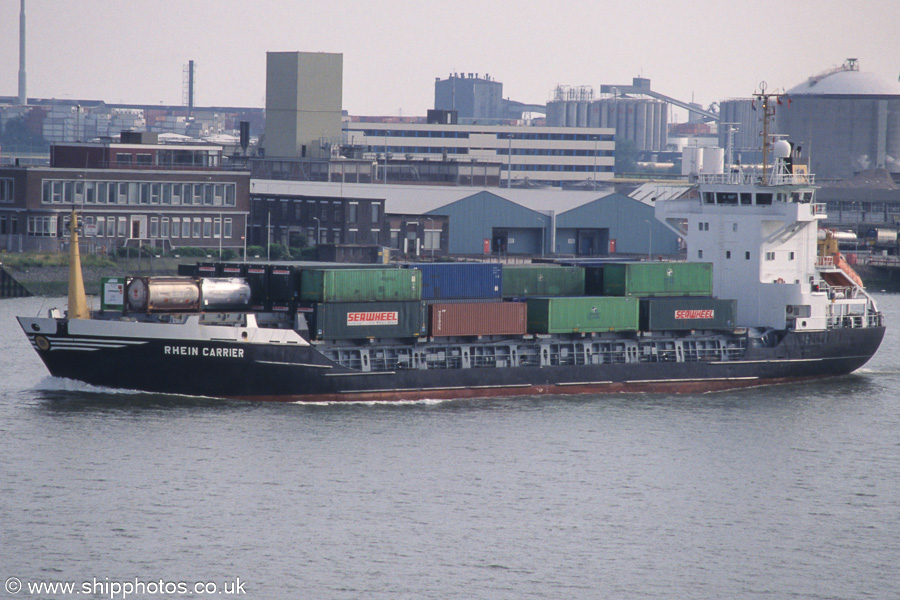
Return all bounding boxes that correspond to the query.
[344,123,615,187]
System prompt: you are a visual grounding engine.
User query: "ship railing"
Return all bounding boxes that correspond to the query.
[811,203,826,215]
[698,172,817,187]
[698,172,758,185]
[816,256,835,267]
[767,172,815,186]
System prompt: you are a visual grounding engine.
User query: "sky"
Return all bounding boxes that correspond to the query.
[2,0,899,119]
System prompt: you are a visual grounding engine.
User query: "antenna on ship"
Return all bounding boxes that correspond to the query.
[754,81,784,181]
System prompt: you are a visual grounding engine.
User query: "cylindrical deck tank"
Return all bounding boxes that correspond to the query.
[125,277,201,313]
[200,278,252,310]
[865,228,899,247]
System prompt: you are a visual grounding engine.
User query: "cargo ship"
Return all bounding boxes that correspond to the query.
[17,141,885,402]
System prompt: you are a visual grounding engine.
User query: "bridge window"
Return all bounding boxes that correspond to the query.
[740,193,752,205]
[716,192,738,205]
[756,193,773,205]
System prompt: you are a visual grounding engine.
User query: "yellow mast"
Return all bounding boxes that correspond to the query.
[67,208,90,319]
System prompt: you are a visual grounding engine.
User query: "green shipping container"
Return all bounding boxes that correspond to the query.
[526,296,639,333]
[308,301,427,340]
[501,265,585,297]
[100,277,126,311]
[300,268,421,302]
[599,262,713,297]
[639,297,737,331]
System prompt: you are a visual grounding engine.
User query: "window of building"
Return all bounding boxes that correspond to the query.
[193,184,203,205]
[117,217,127,237]
[151,183,161,204]
[118,183,128,204]
[204,185,214,206]
[225,185,235,207]
[172,184,181,205]
[698,249,703,259]
[27,216,56,237]
[214,218,221,238]
[193,219,202,238]
[745,251,750,260]
[224,218,232,239]
[171,217,180,238]
[135,154,152,166]
[161,218,169,238]
[107,217,116,237]
[95,218,105,237]
[347,229,357,244]
[333,202,341,223]
[725,250,731,259]
[150,217,159,238]
[128,182,139,204]
[116,153,132,165]
[140,183,150,204]
[0,178,13,203]
[182,218,191,238]
[424,228,441,250]
[348,203,358,223]
[371,204,380,222]
[765,252,775,261]
[789,251,795,260]
[214,185,224,206]
[97,182,108,204]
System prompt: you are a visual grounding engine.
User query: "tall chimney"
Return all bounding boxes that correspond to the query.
[18,0,26,105]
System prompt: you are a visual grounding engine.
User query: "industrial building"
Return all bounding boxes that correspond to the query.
[250,180,678,257]
[778,59,900,181]
[263,52,343,159]
[433,73,544,123]
[343,122,615,187]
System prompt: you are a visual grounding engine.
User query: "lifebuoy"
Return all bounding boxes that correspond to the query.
[776,278,784,284]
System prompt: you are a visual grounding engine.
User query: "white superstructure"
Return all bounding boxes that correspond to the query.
[657,140,878,332]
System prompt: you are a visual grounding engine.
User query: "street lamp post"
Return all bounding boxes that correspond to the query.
[426,217,435,260]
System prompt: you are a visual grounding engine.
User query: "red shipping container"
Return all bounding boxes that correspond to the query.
[429,302,527,337]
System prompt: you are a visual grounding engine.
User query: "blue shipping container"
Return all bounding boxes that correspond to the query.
[412,263,502,300]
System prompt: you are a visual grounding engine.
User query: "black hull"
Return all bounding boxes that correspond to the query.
[21,317,886,402]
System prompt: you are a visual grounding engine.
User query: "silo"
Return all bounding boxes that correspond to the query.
[576,101,589,127]
[777,61,900,180]
[682,146,702,175]
[634,101,647,151]
[700,147,725,174]
[565,101,578,127]
[546,100,566,127]
[719,98,760,153]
